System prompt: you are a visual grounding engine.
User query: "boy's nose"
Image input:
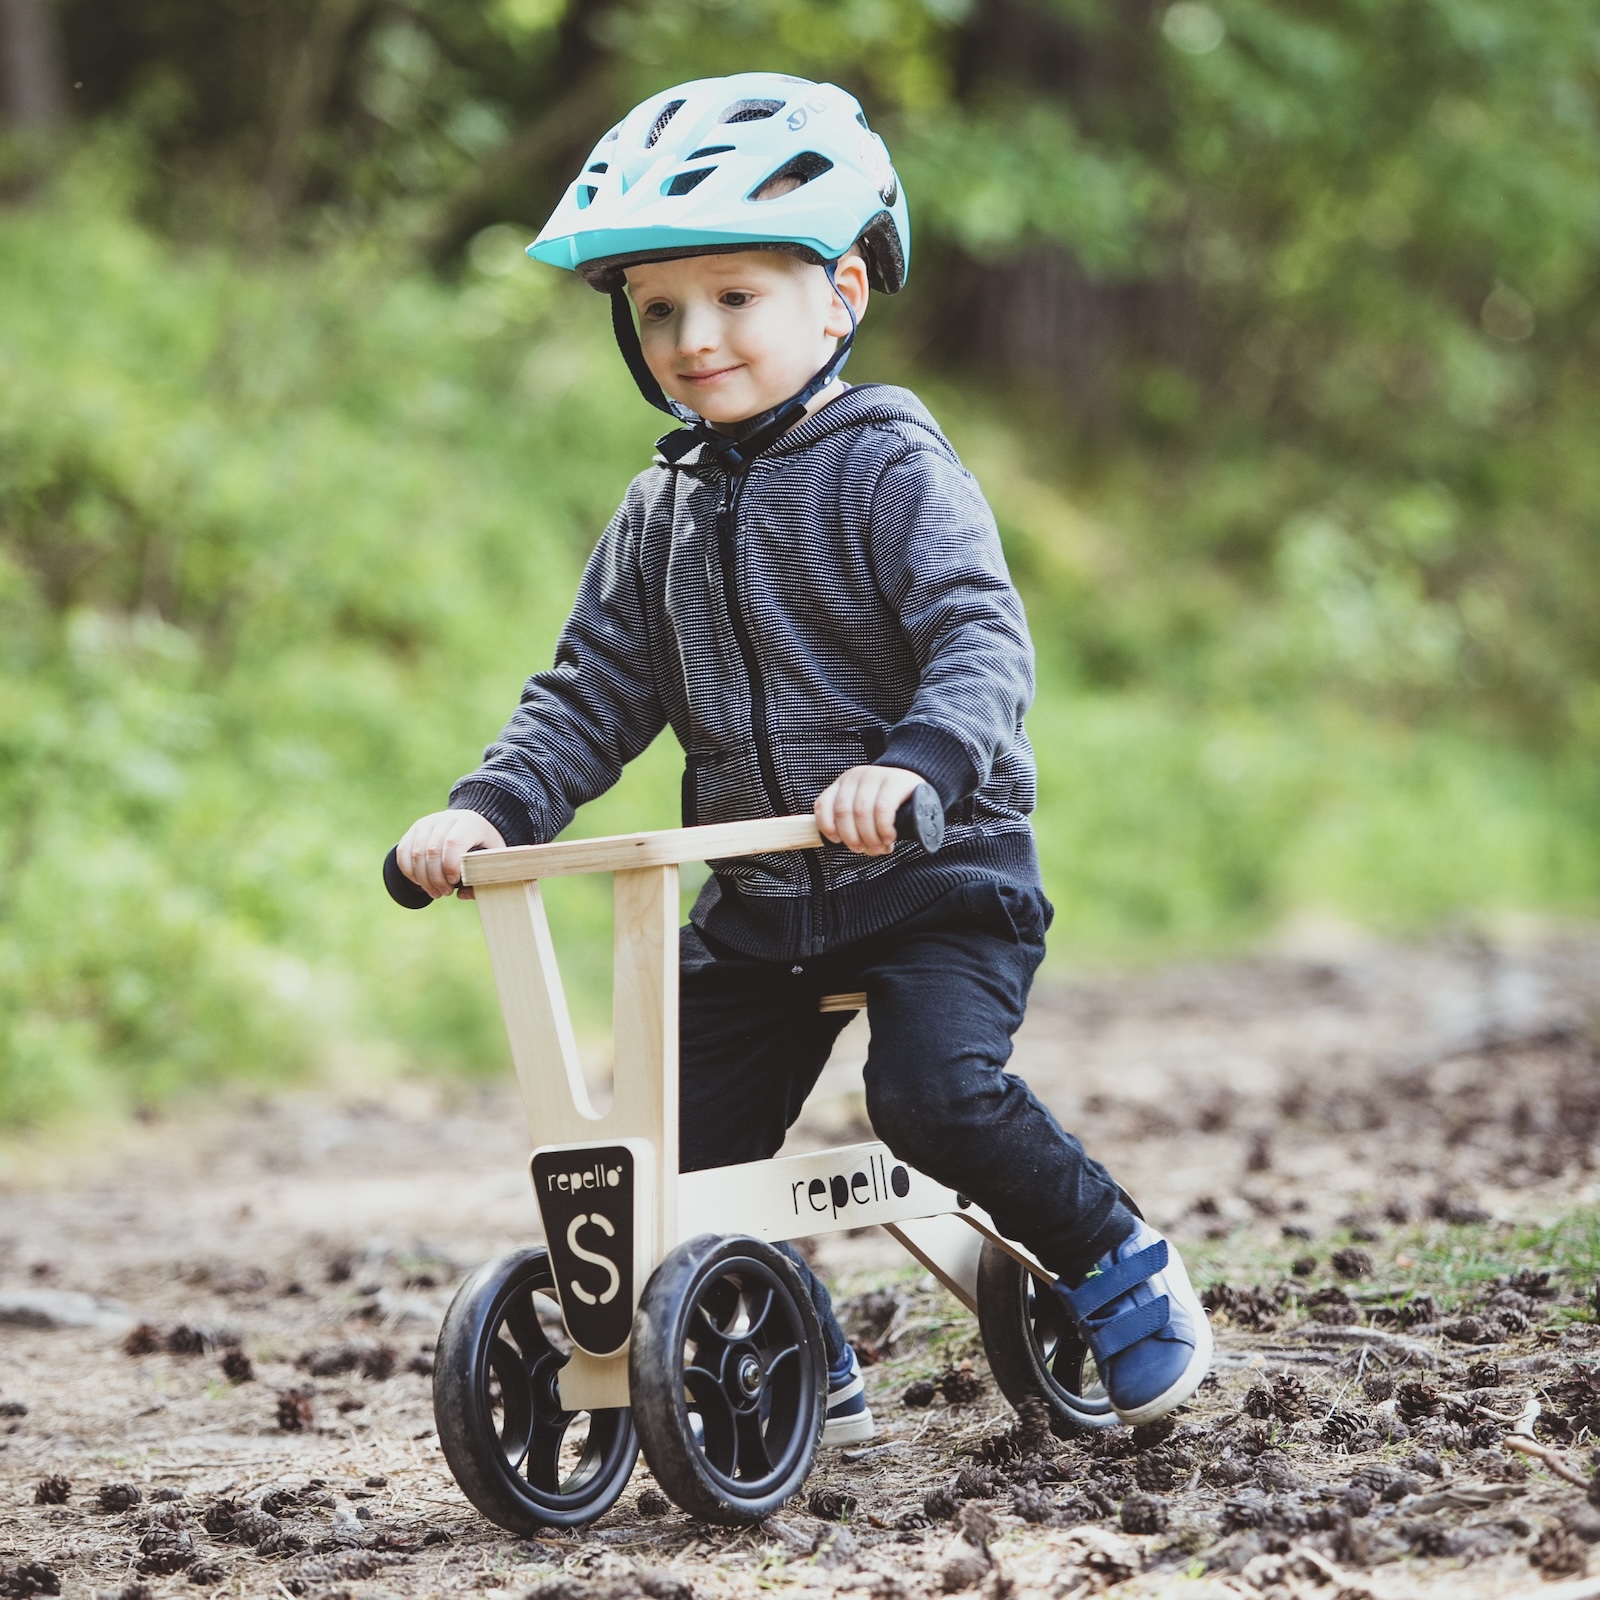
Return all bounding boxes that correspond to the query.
[675,302,722,356]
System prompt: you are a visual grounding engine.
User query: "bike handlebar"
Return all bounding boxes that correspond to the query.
[383,782,946,909]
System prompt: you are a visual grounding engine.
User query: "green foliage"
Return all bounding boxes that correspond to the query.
[0,148,674,1121]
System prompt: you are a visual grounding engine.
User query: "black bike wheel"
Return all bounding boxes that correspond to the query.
[433,1247,639,1532]
[629,1234,824,1524]
[976,1241,1120,1434]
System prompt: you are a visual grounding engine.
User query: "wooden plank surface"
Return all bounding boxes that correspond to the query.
[460,814,823,884]
[611,865,680,1258]
[472,880,597,1143]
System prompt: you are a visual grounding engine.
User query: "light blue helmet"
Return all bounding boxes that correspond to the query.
[530,72,910,295]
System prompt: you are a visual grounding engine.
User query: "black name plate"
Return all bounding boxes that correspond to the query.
[531,1144,636,1357]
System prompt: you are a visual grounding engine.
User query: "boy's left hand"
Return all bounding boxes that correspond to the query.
[815,765,926,857]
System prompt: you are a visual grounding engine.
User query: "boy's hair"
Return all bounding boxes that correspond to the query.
[750,171,867,272]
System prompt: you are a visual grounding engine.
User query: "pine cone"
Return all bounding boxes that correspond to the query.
[136,1529,195,1576]
[1222,1493,1268,1531]
[1120,1495,1169,1535]
[1397,1294,1438,1328]
[1011,1487,1059,1525]
[220,1350,254,1384]
[957,1502,998,1550]
[1336,1483,1374,1517]
[1330,1248,1374,1279]
[123,1323,163,1357]
[1131,1416,1176,1451]
[1362,1372,1394,1402]
[1530,1525,1588,1578]
[953,1464,1005,1501]
[807,1487,857,1521]
[1270,1373,1309,1422]
[360,1344,397,1381]
[202,1500,242,1538]
[1242,1385,1274,1420]
[1350,1463,1397,1496]
[1507,1269,1555,1300]
[1395,1381,1440,1423]
[902,1379,936,1407]
[1133,1449,1184,1492]
[937,1362,984,1406]
[1322,1406,1370,1448]
[163,1325,207,1356]
[96,1483,143,1513]
[1256,1454,1303,1493]
[275,1387,315,1432]
[32,1476,70,1506]
[1013,1393,1054,1453]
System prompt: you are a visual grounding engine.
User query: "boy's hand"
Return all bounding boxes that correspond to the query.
[815,765,926,857]
[396,810,507,900]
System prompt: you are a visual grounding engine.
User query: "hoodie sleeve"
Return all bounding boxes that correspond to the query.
[866,446,1035,810]
[449,493,667,846]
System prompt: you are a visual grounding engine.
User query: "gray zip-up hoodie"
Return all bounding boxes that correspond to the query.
[451,383,1041,960]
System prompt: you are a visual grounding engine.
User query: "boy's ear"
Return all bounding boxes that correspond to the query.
[825,252,869,337]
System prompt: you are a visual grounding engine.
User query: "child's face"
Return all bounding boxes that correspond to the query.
[624,250,868,425]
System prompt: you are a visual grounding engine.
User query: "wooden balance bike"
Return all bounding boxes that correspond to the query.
[383,786,1116,1533]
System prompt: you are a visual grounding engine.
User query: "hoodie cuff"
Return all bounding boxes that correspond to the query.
[875,723,981,812]
[447,781,545,848]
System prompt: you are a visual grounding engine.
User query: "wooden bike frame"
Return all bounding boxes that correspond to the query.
[460,818,1046,1412]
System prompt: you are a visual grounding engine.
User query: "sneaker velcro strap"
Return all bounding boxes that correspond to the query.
[1063,1239,1169,1321]
[1084,1295,1170,1360]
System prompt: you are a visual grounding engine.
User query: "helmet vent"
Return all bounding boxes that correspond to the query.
[587,162,609,173]
[576,185,598,209]
[664,167,714,197]
[720,98,784,124]
[645,100,686,147]
[856,111,869,127]
[688,145,735,159]
[750,152,834,201]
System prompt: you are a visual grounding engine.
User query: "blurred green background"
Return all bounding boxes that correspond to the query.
[2,0,1598,1125]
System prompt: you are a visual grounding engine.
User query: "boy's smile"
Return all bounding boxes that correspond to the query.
[624,250,868,427]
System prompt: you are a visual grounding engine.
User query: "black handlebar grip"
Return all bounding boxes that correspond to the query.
[383,845,437,909]
[893,782,945,855]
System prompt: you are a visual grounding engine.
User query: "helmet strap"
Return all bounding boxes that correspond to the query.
[608,260,858,470]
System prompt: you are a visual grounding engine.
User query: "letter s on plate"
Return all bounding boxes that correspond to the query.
[565,1212,621,1306]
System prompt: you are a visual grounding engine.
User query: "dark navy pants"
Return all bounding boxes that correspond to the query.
[677,878,1137,1363]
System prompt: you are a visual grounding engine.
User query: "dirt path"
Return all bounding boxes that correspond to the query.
[3,927,1599,1600]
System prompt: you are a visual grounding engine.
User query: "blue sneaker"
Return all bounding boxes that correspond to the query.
[821,1345,875,1446]
[1056,1219,1213,1426]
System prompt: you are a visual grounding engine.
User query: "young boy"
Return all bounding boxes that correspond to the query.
[396,72,1210,1442]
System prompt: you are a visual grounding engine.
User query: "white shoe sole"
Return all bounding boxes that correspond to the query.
[820,1411,877,1447]
[1111,1311,1214,1427]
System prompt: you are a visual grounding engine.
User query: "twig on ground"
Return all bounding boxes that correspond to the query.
[1299,1326,1444,1366]
[1502,1434,1591,1489]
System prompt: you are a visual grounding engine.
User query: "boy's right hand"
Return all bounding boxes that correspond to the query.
[395,810,507,900]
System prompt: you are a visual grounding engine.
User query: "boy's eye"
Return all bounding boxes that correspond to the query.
[720,291,753,308]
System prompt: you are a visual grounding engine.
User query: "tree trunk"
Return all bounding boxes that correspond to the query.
[249,0,369,247]
[0,0,67,130]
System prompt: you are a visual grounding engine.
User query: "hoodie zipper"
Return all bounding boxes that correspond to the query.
[714,467,829,950]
